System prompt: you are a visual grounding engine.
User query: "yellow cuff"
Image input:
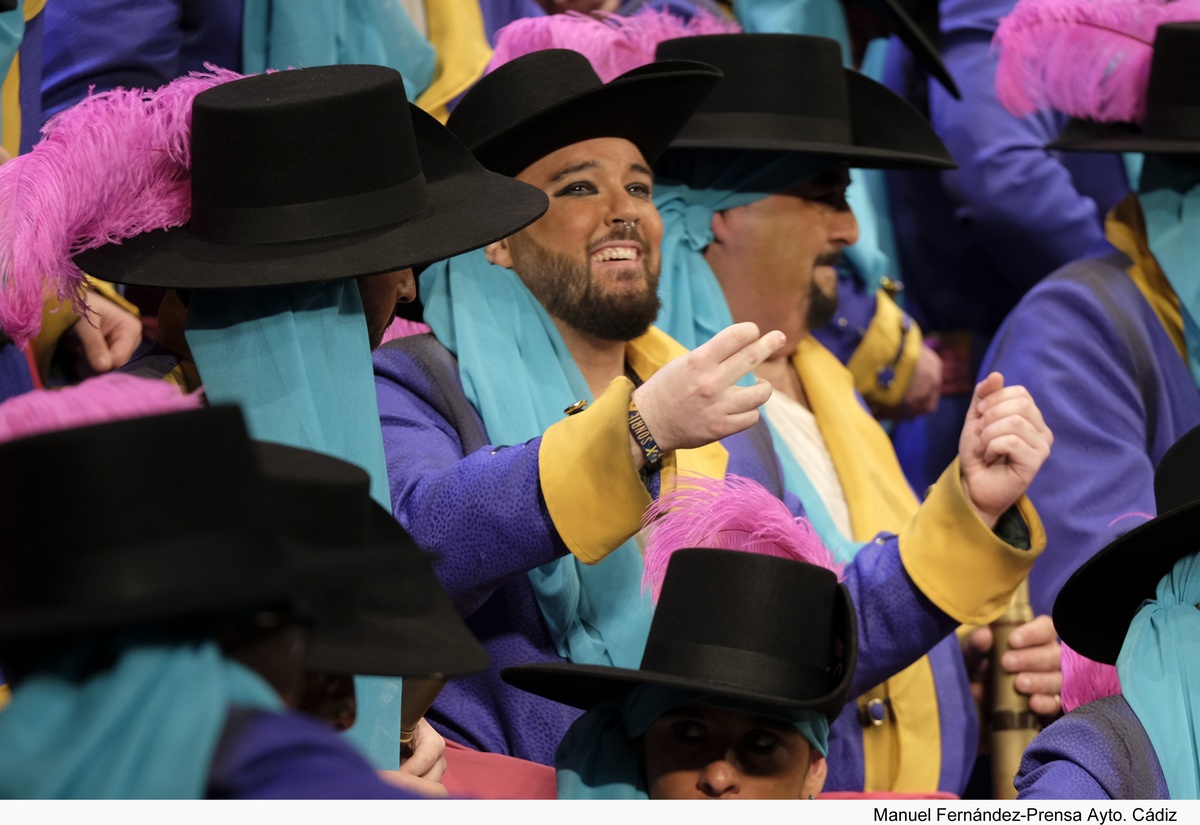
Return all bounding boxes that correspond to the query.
[847,290,923,408]
[898,458,1046,625]
[540,377,651,565]
[30,278,140,380]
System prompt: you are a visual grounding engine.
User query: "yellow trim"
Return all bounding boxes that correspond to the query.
[0,682,8,710]
[899,459,1045,626]
[24,0,46,20]
[30,278,141,381]
[1106,193,1186,362]
[2,49,18,156]
[539,326,728,565]
[847,290,924,409]
[540,376,651,564]
[416,0,491,123]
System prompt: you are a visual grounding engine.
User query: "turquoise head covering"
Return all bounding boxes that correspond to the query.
[0,638,281,798]
[1117,552,1200,799]
[183,282,400,769]
[1137,154,1200,394]
[421,250,653,668]
[653,149,859,562]
[242,0,435,101]
[556,684,829,799]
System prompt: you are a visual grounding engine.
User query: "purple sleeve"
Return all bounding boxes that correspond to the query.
[41,0,243,122]
[374,347,568,617]
[928,0,1125,293]
[209,711,422,800]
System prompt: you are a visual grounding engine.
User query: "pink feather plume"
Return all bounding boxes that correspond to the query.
[488,8,740,81]
[0,373,202,444]
[1059,642,1122,713]
[642,473,842,603]
[994,0,1200,123]
[0,64,245,346]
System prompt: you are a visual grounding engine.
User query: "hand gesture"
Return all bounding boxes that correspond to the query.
[63,289,143,376]
[965,615,1063,718]
[632,322,784,455]
[958,372,1052,528]
[378,717,449,798]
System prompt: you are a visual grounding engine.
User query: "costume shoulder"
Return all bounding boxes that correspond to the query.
[1016,696,1168,800]
[208,709,420,800]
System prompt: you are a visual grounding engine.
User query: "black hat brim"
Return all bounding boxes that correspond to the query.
[72,106,549,289]
[1053,500,1200,665]
[300,505,489,680]
[1048,118,1200,154]
[501,584,856,720]
[668,70,954,169]
[467,60,724,178]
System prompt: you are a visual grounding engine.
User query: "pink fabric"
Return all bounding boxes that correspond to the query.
[994,0,1200,123]
[488,8,739,80]
[819,791,959,799]
[380,317,431,345]
[1060,643,1121,713]
[441,740,557,799]
[642,473,841,603]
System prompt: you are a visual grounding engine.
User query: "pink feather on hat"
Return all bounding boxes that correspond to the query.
[488,8,740,81]
[994,0,1200,123]
[0,373,202,445]
[0,64,244,346]
[642,473,842,603]
[1060,642,1121,713]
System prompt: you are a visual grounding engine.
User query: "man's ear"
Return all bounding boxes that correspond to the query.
[802,754,828,799]
[710,208,731,245]
[485,237,514,270]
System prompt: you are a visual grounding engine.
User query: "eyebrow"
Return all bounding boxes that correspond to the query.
[549,161,598,183]
[630,162,655,180]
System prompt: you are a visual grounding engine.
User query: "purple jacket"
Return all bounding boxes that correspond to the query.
[373,334,974,770]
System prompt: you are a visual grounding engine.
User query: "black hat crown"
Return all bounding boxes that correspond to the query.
[447,49,723,178]
[655,34,953,169]
[0,408,290,641]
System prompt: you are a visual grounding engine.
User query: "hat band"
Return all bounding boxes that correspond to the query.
[190,173,430,245]
[641,638,834,700]
[1144,102,1200,141]
[674,111,852,146]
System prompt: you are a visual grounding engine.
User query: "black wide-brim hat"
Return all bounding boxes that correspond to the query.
[446,49,723,178]
[1048,23,1200,154]
[1054,422,1200,665]
[655,34,953,170]
[255,442,487,680]
[0,407,307,641]
[502,549,857,719]
[856,0,959,98]
[74,65,548,290]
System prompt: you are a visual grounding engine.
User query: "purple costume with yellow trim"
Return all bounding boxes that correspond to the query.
[373,331,1040,771]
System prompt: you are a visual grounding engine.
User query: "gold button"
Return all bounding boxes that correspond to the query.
[563,400,588,416]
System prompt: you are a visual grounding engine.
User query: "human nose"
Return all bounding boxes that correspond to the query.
[695,758,740,798]
[828,207,859,248]
[396,268,416,304]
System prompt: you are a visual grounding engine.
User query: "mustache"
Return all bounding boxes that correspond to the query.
[589,223,648,252]
[814,250,844,268]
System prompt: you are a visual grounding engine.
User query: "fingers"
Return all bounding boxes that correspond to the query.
[376,770,450,798]
[70,317,113,374]
[400,718,447,781]
[977,389,1050,436]
[1029,692,1064,717]
[1008,615,1056,650]
[727,378,773,414]
[104,320,142,369]
[967,372,1005,420]
[691,321,764,367]
[1001,643,1060,677]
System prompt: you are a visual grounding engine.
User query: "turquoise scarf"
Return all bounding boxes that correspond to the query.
[1117,553,1200,799]
[0,640,281,798]
[242,0,435,101]
[732,0,851,62]
[556,684,829,799]
[1137,156,1200,394]
[184,282,400,769]
[421,251,652,668]
[653,150,859,561]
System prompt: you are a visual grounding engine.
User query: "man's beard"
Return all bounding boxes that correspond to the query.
[806,251,842,330]
[509,233,662,341]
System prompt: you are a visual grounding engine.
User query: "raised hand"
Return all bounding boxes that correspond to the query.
[632,322,784,459]
[958,372,1053,528]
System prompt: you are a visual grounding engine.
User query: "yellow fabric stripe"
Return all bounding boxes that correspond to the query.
[793,335,940,790]
[0,683,8,710]
[900,459,1045,625]
[1105,193,1186,362]
[415,0,491,124]
[539,326,728,565]
[2,49,19,156]
[847,289,924,409]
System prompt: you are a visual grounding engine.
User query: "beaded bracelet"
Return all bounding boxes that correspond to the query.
[627,398,663,472]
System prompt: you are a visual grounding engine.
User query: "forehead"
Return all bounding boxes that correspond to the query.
[660,703,799,734]
[777,165,852,200]
[515,137,651,185]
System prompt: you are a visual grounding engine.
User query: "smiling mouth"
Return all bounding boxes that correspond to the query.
[591,246,641,263]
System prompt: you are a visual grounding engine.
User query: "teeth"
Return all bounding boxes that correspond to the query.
[592,246,638,262]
